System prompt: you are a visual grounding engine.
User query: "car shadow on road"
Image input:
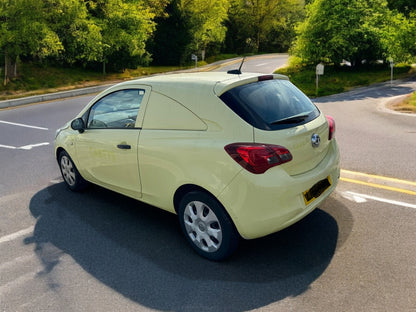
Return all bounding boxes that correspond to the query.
[26,182,353,312]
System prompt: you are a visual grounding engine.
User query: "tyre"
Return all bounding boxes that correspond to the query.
[178,191,239,261]
[58,150,89,191]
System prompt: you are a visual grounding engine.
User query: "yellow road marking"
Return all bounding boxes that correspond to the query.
[340,177,416,196]
[341,169,416,187]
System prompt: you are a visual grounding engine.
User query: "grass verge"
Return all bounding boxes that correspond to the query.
[276,63,415,97]
[0,63,188,100]
[388,92,416,113]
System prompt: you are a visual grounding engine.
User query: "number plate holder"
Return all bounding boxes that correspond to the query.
[303,176,332,205]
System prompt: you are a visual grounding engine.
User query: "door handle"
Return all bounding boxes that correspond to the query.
[117,144,131,150]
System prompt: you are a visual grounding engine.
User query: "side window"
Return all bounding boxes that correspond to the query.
[87,89,145,129]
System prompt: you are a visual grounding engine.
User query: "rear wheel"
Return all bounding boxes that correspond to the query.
[58,150,88,191]
[178,191,239,261]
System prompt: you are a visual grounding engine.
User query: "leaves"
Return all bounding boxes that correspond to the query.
[0,0,414,78]
[292,0,416,65]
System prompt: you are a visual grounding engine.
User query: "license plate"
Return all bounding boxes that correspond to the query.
[303,176,332,205]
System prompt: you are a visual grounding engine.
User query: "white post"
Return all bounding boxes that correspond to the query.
[315,63,324,95]
[191,54,198,68]
[389,58,394,86]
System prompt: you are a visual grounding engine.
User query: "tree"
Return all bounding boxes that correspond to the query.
[148,0,193,65]
[225,0,305,54]
[0,0,63,85]
[292,0,389,66]
[380,11,416,63]
[180,0,230,61]
[85,0,159,72]
[44,0,103,66]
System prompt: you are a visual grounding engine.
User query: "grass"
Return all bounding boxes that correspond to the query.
[389,91,416,113]
[1,57,415,105]
[276,63,415,97]
[0,62,188,100]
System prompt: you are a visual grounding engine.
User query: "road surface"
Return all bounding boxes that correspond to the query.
[0,55,415,312]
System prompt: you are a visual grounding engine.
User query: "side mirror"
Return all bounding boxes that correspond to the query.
[71,118,85,133]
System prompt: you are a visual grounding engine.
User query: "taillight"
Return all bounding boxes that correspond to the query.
[224,143,292,174]
[326,115,335,140]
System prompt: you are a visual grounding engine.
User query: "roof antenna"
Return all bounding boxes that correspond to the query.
[227,57,246,75]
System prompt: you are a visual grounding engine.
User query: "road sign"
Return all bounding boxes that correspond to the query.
[191,54,198,68]
[316,63,324,95]
[316,63,324,75]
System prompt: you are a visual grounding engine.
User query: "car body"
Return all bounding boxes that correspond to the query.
[55,71,340,260]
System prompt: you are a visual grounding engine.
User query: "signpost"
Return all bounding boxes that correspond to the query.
[191,54,198,68]
[316,63,324,95]
[389,58,394,86]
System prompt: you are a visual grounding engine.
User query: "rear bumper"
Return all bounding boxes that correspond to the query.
[218,140,340,239]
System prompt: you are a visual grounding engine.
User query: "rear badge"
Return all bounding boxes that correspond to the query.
[311,133,320,148]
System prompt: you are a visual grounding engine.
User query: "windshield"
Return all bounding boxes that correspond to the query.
[220,79,320,130]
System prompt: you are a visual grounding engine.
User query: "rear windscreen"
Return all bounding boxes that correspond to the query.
[220,79,320,130]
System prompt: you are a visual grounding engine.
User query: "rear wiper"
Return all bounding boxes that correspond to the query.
[269,114,309,125]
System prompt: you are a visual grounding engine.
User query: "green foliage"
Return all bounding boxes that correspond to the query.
[276,63,413,97]
[292,0,389,66]
[0,0,63,60]
[85,0,159,72]
[292,0,416,66]
[148,0,193,65]
[379,11,416,63]
[0,0,164,82]
[1,0,415,86]
[180,0,231,60]
[224,0,305,54]
[44,0,102,65]
[0,61,186,98]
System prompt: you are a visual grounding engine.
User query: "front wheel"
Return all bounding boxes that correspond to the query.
[58,150,89,191]
[178,191,239,261]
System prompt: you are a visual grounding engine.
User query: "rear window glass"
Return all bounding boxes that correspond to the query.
[220,79,320,130]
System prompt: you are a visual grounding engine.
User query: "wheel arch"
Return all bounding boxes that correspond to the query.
[173,184,210,214]
[173,184,241,237]
[56,147,66,161]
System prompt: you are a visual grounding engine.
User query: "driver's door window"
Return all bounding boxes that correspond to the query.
[87,89,145,129]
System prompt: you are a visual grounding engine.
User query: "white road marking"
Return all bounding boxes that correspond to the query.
[0,120,48,131]
[0,226,34,245]
[0,142,50,150]
[0,144,16,149]
[18,142,50,150]
[255,63,268,67]
[341,191,416,209]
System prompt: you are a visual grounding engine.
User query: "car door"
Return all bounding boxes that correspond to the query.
[74,87,150,199]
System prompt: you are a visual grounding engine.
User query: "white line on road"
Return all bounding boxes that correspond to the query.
[341,191,416,209]
[0,226,34,245]
[0,142,50,150]
[255,63,268,67]
[18,142,50,150]
[0,144,16,149]
[0,120,48,131]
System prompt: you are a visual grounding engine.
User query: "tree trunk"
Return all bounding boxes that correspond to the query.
[3,50,17,86]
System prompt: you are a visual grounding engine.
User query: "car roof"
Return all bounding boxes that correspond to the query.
[113,72,289,96]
